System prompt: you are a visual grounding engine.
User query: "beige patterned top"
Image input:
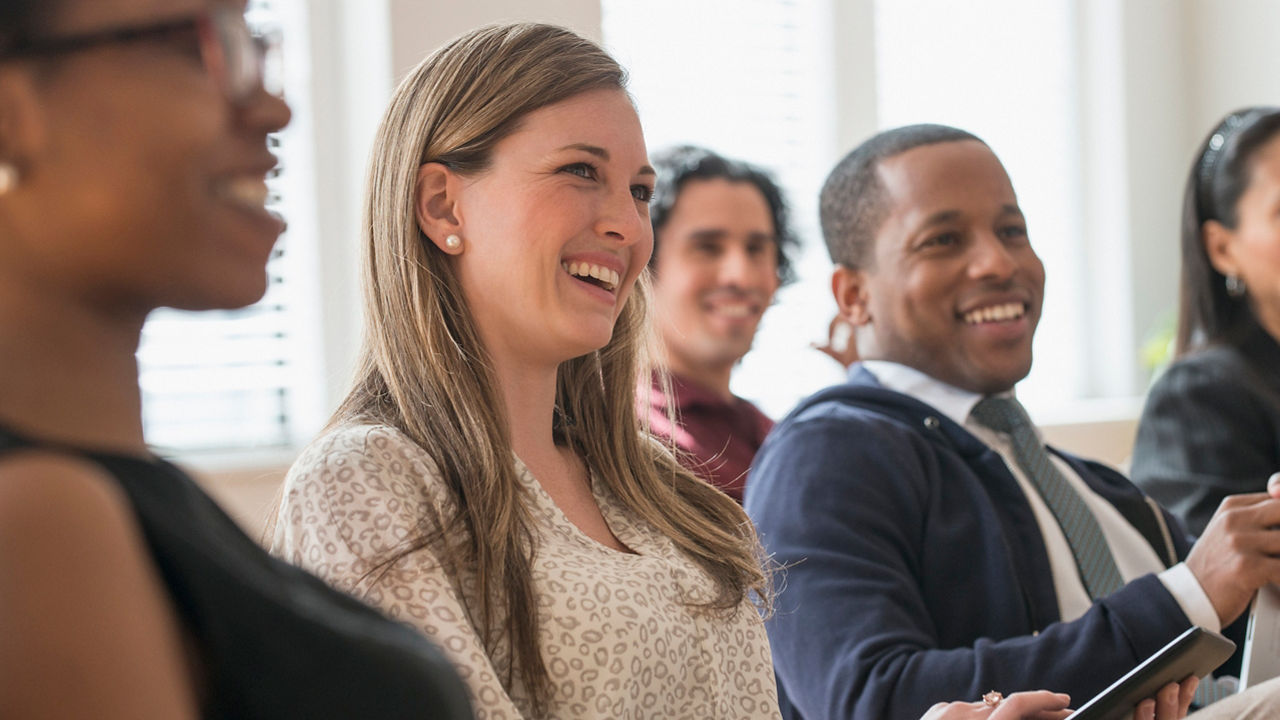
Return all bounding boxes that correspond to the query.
[271,423,780,720]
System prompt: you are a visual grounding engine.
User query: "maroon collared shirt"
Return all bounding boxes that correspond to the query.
[645,373,775,503]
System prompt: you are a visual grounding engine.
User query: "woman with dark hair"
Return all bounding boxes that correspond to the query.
[0,0,470,717]
[1132,107,1280,537]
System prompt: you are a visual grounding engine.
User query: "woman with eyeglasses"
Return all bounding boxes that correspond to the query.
[1131,108,1280,538]
[0,1,471,718]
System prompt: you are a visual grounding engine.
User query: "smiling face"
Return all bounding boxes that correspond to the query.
[448,88,655,369]
[844,140,1044,394]
[0,0,290,315]
[651,178,779,379]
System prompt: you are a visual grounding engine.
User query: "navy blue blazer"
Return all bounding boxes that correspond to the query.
[745,369,1217,720]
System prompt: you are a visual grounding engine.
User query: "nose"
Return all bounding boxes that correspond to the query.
[718,245,756,288]
[596,185,651,252]
[968,230,1018,281]
[234,86,292,136]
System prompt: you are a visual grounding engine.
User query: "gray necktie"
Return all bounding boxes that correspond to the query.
[971,396,1124,600]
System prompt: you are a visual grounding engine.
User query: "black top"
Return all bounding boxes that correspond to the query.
[1132,324,1280,537]
[0,425,473,719]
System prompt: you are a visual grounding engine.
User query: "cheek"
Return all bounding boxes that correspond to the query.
[759,265,782,298]
[1247,229,1280,265]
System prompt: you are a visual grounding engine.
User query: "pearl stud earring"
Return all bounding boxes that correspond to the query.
[444,234,462,250]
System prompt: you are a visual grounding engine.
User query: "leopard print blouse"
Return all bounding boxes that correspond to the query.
[271,423,781,719]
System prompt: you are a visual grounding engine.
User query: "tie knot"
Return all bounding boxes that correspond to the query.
[970,396,1032,435]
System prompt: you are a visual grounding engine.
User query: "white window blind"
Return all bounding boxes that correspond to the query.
[137,0,316,453]
[602,0,847,419]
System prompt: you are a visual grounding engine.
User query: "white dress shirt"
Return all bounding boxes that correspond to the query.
[860,360,1219,631]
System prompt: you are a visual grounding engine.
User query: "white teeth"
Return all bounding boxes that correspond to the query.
[963,302,1025,325]
[715,304,752,318]
[561,261,620,292]
[218,176,269,209]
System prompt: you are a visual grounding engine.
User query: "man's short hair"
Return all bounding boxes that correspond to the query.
[820,124,984,269]
[649,145,798,285]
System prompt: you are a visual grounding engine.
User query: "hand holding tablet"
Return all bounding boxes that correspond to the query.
[1065,627,1235,720]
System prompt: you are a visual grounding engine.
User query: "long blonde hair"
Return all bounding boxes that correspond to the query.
[334,23,769,714]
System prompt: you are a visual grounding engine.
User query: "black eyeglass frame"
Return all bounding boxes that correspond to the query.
[0,6,274,104]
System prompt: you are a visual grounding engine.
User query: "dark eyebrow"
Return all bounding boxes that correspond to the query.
[558,143,656,177]
[919,204,1024,228]
[560,143,610,159]
[998,203,1025,219]
[689,229,729,241]
[919,209,962,227]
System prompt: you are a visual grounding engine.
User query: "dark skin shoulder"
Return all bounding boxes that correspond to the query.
[0,451,198,719]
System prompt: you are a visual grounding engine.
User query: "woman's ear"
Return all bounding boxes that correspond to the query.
[1202,219,1240,277]
[414,162,464,254]
[832,264,872,326]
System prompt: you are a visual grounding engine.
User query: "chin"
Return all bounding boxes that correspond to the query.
[973,367,1033,396]
[167,275,270,312]
[564,330,620,360]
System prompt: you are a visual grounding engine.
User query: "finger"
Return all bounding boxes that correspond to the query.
[1211,496,1280,533]
[1177,676,1199,715]
[1135,698,1155,720]
[1269,472,1280,497]
[811,344,840,362]
[1153,681,1180,719]
[916,701,952,720]
[1216,492,1274,511]
[990,691,1070,719]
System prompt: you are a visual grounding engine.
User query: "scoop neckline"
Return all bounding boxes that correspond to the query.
[511,455,647,559]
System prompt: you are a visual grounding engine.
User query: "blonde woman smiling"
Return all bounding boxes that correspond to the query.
[271,24,776,719]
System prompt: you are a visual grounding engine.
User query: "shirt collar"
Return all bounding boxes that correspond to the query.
[857,360,1015,427]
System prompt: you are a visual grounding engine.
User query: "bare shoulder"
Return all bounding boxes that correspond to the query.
[0,450,136,544]
[0,448,153,611]
[0,451,198,718]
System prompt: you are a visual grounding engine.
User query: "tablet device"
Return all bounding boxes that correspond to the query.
[1240,583,1280,691]
[1065,626,1235,720]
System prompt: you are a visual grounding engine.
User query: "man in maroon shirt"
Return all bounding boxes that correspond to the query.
[644,146,799,502]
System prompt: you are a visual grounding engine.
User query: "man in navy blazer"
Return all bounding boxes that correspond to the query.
[745,124,1280,720]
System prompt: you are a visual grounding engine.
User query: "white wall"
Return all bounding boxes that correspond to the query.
[1186,0,1280,136]
[1111,0,1280,396]
[305,1,602,420]
[388,0,602,80]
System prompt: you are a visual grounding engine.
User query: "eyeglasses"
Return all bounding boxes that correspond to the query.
[0,5,279,105]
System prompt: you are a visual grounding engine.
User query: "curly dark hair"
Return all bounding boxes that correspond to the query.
[648,145,798,285]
